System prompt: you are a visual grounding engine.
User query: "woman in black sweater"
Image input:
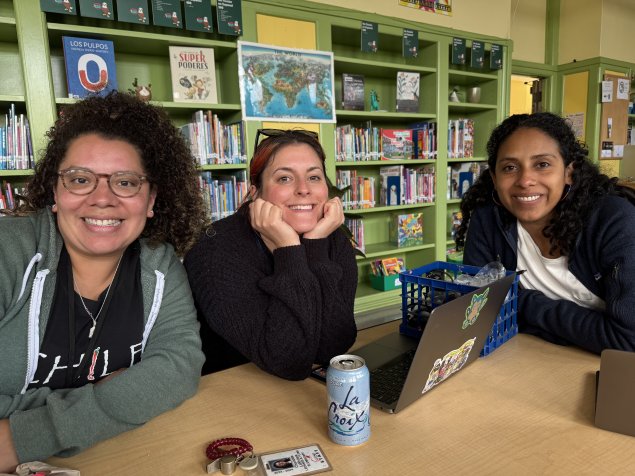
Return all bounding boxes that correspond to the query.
[185,129,358,380]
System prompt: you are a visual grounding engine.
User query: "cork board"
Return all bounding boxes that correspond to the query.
[599,73,629,160]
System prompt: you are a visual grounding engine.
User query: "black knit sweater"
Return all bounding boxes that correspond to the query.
[184,205,358,380]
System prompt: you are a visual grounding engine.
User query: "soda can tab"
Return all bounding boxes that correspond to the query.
[327,354,371,446]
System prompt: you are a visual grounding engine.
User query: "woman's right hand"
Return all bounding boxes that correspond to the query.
[249,198,300,252]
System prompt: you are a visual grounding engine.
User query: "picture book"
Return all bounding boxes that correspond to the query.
[470,40,484,69]
[458,171,474,198]
[381,257,403,276]
[116,0,149,24]
[361,21,378,53]
[448,162,481,199]
[390,212,424,248]
[62,36,117,99]
[381,129,413,160]
[169,46,218,103]
[40,0,77,15]
[396,71,420,113]
[341,73,365,111]
[150,0,182,29]
[379,165,404,206]
[490,44,503,70]
[78,0,113,19]
[184,0,213,33]
[451,37,466,65]
[403,28,418,58]
[216,0,243,36]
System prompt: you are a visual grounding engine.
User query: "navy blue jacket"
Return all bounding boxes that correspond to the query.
[463,195,635,354]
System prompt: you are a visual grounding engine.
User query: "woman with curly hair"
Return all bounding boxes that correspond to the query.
[457,112,635,354]
[0,92,206,471]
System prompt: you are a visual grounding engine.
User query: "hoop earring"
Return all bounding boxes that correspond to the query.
[560,184,571,202]
[491,190,503,206]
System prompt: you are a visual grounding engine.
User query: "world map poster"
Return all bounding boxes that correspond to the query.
[238,41,336,123]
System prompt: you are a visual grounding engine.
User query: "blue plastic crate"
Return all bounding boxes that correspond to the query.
[399,261,518,356]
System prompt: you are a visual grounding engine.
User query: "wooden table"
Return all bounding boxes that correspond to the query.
[49,326,635,475]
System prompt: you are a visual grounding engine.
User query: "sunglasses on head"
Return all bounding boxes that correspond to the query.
[253,128,319,151]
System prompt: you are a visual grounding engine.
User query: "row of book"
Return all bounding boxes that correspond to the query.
[379,165,435,206]
[198,170,248,222]
[41,0,242,36]
[335,123,437,162]
[0,105,34,171]
[336,171,376,210]
[180,111,247,166]
[447,162,483,199]
[448,118,475,159]
[345,217,365,254]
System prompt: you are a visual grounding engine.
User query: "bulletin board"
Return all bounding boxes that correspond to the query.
[599,73,630,159]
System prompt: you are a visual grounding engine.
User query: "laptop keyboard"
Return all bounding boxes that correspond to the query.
[370,348,416,405]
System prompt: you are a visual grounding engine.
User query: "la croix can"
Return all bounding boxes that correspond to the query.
[327,354,371,446]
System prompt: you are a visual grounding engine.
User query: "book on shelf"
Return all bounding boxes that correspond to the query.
[169,46,218,103]
[150,0,182,28]
[341,74,365,111]
[336,170,375,210]
[379,165,404,206]
[403,28,418,58]
[40,0,77,15]
[390,212,424,248]
[344,217,365,254]
[184,0,213,32]
[216,0,243,36]
[410,121,437,160]
[470,40,484,69]
[180,110,246,165]
[0,104,34,171]
[381,129,414,160]
[490,44,503,70]
[447,162,482,199]
[0,181,26,212]
[62,36,118,99]
[116,0,149,24]
[199,170,248,222]
[78,0,113,19]
[335,123,380,162]
[451,37,466,65]
[361,21,378,53]
[396,71,420,113]
[447,118,474,159]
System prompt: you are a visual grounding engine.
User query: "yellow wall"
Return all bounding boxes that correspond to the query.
[560,0,635,64]
[601,0,635,64]
[510,0,546,63]
[562,71,589,138]
[308,0,513,39]
[510,75,534,115]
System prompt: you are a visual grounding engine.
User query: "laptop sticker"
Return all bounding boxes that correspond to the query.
[422,338,476,394]
[462,287,489,329]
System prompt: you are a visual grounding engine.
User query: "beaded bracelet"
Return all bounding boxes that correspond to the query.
[206,437,253,461]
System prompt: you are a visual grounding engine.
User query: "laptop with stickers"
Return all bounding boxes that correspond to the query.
[341,273,515,413]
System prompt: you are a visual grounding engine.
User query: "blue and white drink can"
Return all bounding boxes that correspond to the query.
[327,354,370,446]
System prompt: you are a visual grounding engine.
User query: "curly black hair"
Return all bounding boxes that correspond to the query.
[23,92,207,256]
[456,112,628,256]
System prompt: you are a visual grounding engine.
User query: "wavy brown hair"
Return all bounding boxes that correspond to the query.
[24,92,206,256]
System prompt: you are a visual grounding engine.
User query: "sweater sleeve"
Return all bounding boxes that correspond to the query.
[462,206,501,267]
[517,200,635,354]
[8,255,204,462]
[301,230,358,364]
[185,221,357,380]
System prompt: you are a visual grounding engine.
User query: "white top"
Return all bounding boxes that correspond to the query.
[516,222,605,311]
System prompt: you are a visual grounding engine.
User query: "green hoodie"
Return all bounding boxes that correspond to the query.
[0,209,204,462]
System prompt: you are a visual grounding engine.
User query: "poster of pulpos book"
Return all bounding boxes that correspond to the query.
[238,41,336,123]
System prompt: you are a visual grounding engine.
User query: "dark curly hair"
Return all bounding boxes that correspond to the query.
[456,112,630,256]
[23,92,207,256]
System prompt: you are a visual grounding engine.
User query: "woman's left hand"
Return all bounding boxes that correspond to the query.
[304,197,344,240]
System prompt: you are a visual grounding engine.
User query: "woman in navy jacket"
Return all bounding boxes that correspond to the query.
[457,112,635,354]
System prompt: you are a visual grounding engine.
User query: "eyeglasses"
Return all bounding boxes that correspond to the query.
[254,128,319,151]
[58,168,149,198]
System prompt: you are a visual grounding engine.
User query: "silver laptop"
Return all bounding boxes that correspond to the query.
[314,273,515,414]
